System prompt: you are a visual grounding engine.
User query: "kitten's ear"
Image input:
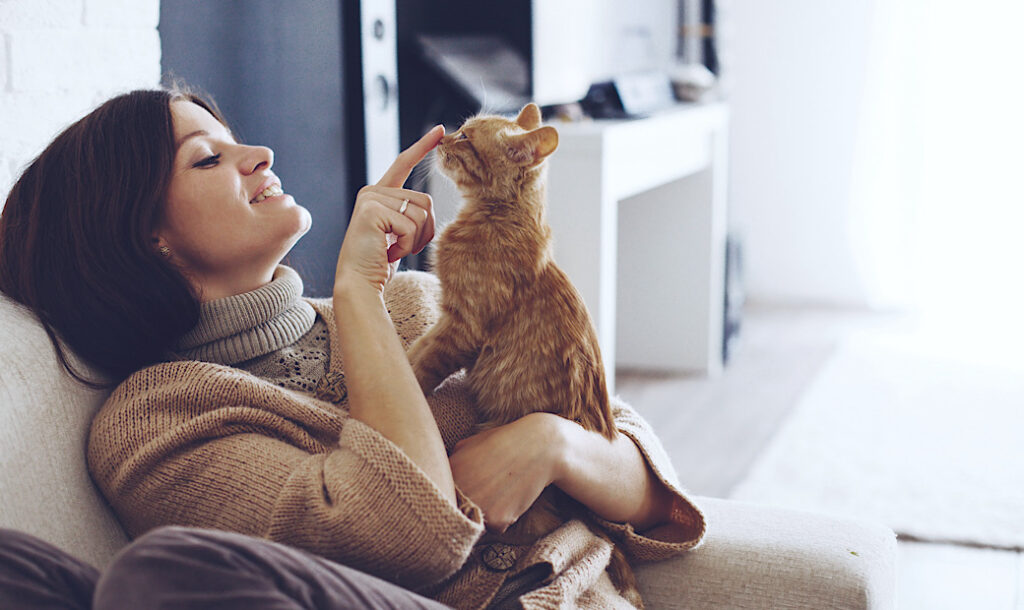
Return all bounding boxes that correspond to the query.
[507,126,559,166]
[515,103,542,130]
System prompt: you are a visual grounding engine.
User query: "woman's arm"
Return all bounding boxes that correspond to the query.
[333,125,456,504]
[333,287,455,503]
[552,415,676,530]
[449,412,675,532]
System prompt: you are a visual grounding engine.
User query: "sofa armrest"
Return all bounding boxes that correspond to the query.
[633,496,897,609]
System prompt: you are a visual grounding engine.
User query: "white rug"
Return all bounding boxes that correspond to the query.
[730,334,1024,550]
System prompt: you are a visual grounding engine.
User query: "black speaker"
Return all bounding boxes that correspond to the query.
[347,0,400,185]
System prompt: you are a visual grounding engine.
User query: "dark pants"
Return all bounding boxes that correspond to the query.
[0,527,450,609]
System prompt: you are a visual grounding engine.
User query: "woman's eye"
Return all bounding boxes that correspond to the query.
[193,153,221,168]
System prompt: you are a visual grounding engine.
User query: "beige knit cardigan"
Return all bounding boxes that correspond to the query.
[87,271,706,609]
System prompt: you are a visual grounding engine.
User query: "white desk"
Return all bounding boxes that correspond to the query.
[426,103,729,391]
[545,103,730,390]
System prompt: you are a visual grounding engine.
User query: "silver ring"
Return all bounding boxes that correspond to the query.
[399,199,409,215]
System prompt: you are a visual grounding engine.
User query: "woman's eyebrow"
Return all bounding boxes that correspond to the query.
[175,128,236,151]
[175,129,209,150]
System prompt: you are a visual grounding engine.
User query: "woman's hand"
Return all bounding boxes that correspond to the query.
[452,412,677,533]
[449,413,568,533]
[334,125,443,295]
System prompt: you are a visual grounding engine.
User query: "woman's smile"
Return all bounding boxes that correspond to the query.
[250,182,285,204]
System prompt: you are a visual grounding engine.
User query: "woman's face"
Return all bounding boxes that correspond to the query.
[157,100,311,300]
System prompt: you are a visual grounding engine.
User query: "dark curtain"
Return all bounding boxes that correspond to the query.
[160,0,357,296]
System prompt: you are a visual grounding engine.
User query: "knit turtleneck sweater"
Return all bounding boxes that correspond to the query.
[174,266,328,393]
[89,270,707,609]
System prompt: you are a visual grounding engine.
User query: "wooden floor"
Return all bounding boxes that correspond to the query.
[615,303,899,498]
[616,304,1023,609]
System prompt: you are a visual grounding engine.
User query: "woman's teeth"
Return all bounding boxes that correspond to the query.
[251,184,284,203]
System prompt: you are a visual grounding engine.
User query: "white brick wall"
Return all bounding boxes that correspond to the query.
[0,32,8,93]
[0,0,84,29]
[0,0,161,204]
[84,0,159,28]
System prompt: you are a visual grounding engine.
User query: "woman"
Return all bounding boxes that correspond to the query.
[0,87,704,608]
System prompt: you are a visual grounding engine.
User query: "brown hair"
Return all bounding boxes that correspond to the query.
[0,87,226,387]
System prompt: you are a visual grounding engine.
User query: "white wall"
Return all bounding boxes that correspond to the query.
[0,0,161,205]
[728,1,876,306]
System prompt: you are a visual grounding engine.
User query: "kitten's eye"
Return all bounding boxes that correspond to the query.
[456,132,468,141]
[193,153,221,168]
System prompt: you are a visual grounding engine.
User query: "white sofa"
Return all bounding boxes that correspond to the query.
[0,293,898,608]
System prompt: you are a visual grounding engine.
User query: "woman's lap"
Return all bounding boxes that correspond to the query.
[0,526,450,610]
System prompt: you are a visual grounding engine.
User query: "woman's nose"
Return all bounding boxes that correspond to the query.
[243,145,274,174]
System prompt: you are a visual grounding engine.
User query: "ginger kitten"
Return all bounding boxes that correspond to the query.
[408,103,642,607]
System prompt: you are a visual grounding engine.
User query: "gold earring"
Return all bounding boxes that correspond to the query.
[158,245,171,258]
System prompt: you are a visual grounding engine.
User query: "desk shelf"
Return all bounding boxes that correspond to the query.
[547,103,730,389]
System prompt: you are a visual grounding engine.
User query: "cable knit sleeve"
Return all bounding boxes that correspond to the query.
[265,414,484,587]
[87,363,483,590]
[587,397,707,561]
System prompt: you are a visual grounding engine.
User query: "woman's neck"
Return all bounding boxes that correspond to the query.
[193,265,278,302]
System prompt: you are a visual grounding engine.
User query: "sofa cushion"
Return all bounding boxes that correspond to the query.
[634,496,897,609]
[0,293,127,568]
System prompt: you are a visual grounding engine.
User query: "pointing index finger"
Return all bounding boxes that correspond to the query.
[376,124,445,188]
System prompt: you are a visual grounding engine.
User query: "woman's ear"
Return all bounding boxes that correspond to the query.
[507,125,559,166]
[152,236,170,258]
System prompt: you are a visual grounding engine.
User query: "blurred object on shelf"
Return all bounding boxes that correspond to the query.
[677,0,731,98]
[580,72,676,119]
[543,102,588,124]
[670,62,718,102]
